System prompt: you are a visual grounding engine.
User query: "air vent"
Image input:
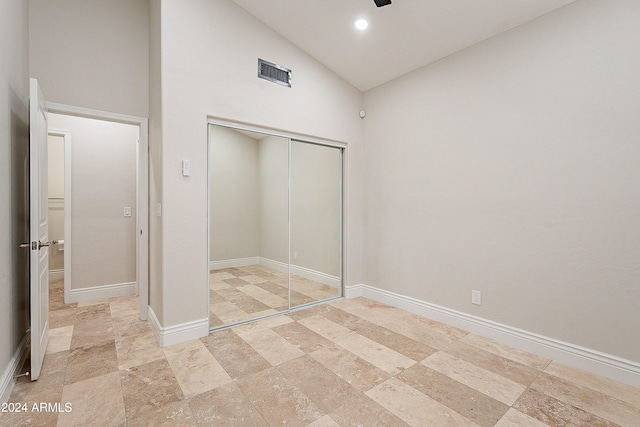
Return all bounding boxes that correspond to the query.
[258,59,292,88]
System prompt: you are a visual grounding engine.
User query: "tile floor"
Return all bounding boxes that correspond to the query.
[2,279,640,426]
[210,265,340,328]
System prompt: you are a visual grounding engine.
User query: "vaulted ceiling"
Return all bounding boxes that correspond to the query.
[231,0,577,91]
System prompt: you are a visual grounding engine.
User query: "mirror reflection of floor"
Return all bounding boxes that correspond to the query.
[209,264,340,328]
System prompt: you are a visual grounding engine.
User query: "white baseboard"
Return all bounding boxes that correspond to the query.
[291,264,340,288]
[255,257,287,275]
[0,334,29,405]
[209,257,260,270]
[68,281,136,303]
[258,257,341,288]
[48,269,64,281]
[345,283,640,389]
[148,307,209,348]
[344,283,365,299]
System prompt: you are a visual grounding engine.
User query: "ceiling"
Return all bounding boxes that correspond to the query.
[231,0,577,92]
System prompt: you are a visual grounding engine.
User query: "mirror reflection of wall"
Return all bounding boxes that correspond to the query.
[290,141,342,308]
[208,124,343,329]
[48,134,65,279]
[209,127,289,328]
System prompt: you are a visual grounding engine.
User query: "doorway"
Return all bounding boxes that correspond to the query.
[45,104,149,320]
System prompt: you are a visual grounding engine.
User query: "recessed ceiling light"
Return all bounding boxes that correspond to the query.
[355,19,369,30]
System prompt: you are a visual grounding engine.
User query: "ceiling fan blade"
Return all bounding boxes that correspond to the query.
[374,0,392,7]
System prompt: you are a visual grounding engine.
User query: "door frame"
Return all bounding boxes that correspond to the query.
[46,102,150,320]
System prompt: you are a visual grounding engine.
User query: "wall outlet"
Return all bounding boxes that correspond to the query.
[293,251,298,260]
[472,290,481,305]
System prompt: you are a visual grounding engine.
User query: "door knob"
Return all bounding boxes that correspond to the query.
[19,243,32,249]
[38,241,51,249]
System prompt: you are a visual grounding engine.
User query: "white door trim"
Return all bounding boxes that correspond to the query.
[45,102,149,320]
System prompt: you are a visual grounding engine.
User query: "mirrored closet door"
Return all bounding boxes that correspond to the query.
[208,123,343,330]
[290,140,342,308]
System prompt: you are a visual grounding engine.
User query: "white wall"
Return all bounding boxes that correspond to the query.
[209,126,261,262]
[48,114,138,292]
[29,0,149,117]
[155,0,364,328]
[363,0,640,363]
[0,0,30,403]
[47,135,64,198]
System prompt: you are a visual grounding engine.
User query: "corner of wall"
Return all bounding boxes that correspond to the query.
[148,306,208,348]
[148,0,163,327]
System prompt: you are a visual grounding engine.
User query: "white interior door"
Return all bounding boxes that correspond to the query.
[29,78,49,380]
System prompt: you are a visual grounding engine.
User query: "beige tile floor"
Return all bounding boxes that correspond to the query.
[2,279,640,426]
[210,265,340,328]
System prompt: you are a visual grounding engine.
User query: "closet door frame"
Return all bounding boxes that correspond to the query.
[207,117,347,331]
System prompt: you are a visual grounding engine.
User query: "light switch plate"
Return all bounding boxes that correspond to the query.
[124,207,132,217]
[472,290,481,305]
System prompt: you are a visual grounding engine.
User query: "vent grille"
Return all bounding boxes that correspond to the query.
[258,59,291,88]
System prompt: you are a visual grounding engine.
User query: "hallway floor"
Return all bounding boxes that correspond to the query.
[2,281,640,426]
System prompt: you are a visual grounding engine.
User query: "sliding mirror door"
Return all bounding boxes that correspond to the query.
[290,140,343,307]
[209,123,344,329]
[209,125,289,328]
